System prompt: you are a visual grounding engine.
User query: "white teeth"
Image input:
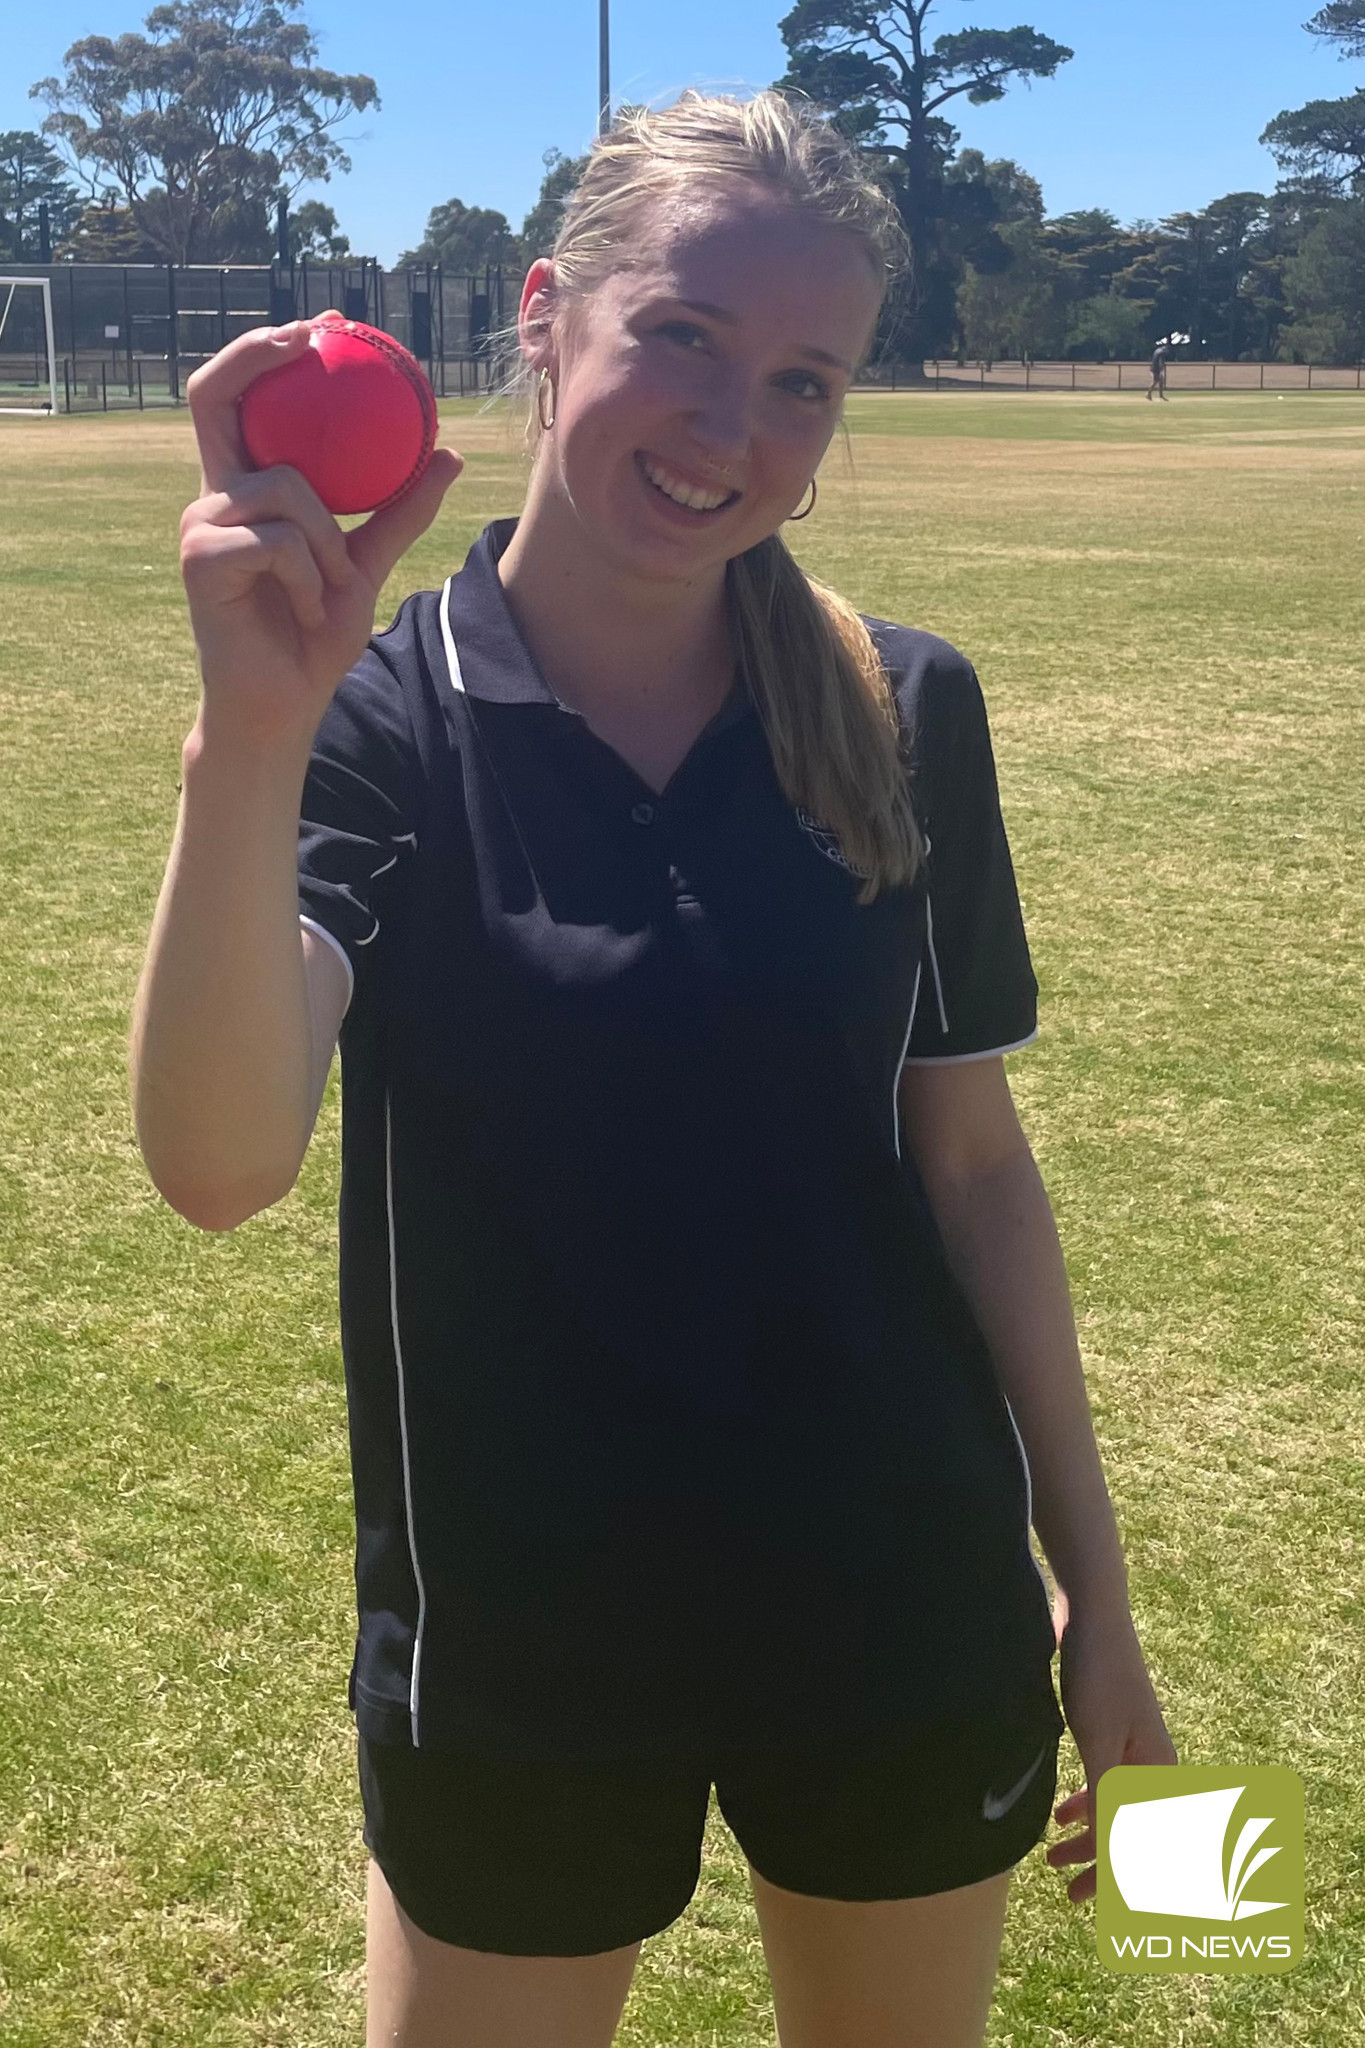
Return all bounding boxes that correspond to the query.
[642,456,729,512]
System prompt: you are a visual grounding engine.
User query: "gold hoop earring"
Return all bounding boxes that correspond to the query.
[787,478,817,521]
[536,369,556,432]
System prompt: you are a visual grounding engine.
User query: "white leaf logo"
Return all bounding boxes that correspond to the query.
[1109,1786,1286,1921]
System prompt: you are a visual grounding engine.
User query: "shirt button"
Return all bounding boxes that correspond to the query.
[630,801,656,826]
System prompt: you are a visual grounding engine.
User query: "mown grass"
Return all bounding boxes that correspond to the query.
[1,391,1362,2044]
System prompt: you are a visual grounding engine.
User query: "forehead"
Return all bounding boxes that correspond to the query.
[598,186,883,362]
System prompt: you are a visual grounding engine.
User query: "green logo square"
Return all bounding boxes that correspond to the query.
[1096,1766,1304,1973]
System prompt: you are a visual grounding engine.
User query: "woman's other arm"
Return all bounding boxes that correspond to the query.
[898,1055,1177,1899]
[900,1055,1128,1616]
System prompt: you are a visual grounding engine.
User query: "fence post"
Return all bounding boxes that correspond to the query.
[101,361,107,411]
[1308,362,1313,390]
[1071,361,1076,390]
[1260,362,1265,389]
[167,263,180,402]
[63,358,71,413]
[980,360,985,387]
[1211,362,1217,390]
[137,360,144,410]
[1025,358,1031,390]
[935,359,940,391]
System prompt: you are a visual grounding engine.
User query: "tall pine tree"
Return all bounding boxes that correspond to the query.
[775,1,1071,357]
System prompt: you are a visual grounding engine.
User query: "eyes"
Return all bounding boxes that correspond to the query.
[654,320,832,403]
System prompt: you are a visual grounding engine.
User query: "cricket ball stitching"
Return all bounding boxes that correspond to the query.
[341,323,438,507]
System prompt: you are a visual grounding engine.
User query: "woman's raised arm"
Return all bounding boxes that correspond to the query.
[129,320,460,1229]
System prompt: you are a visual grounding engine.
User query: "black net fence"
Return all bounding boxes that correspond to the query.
[0,259,521,412]
[6,262,1362,414]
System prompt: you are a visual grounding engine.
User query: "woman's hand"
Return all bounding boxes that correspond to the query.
[1046,1589,1178,1904]
[179,319,462,753]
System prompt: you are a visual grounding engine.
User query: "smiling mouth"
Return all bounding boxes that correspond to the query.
[636,451,741,515]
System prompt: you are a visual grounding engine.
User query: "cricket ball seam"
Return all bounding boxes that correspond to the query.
[346,324,439,508]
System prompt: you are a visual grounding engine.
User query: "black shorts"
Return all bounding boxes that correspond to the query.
[358,1694,1066,1956]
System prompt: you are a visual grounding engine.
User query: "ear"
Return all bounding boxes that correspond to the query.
[519,257,557,372]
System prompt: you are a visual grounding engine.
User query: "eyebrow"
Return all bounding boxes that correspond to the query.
[674,298,853,375]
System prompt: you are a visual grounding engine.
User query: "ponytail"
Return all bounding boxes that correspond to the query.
[727,535,921,902]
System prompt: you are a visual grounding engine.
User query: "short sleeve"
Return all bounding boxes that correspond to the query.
[901,656,1037,1065]
[297,613,426,1015]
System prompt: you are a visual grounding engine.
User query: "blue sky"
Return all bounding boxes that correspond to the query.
[5,1,1354,263]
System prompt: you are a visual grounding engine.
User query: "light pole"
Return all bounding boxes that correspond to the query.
[599,0,611,136]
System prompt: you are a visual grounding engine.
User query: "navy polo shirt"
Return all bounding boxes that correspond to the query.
[297,516,1056,1761]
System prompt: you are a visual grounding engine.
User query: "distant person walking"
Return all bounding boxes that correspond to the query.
[1147,339,1172,401]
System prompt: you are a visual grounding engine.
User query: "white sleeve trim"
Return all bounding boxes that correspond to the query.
[902,1027,1038,1067]
[299,914,356,1015]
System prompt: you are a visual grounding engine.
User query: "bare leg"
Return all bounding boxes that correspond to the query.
[366,1860,642,2048]
[748,1863,1012,2048]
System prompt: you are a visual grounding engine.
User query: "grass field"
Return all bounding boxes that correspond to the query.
[1,390,1362,2045]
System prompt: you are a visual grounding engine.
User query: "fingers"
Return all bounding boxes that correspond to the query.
[182,517,327,634]
[186,464,354,592]
[1046,1823,1095,1867]
[186,321,316,493]
[1046,1777,1096,1901]
[1053,1786,1089,1827]
[346,446,464,591]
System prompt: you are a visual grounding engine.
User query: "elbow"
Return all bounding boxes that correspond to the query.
[145,1162,301,1232]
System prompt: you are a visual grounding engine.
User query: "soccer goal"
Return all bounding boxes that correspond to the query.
[0,278,59,417]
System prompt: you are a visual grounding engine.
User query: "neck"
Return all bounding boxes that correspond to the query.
[496,479,735,720]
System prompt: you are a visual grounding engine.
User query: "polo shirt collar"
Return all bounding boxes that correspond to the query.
[439,518,559,707]
[438,519,753,744]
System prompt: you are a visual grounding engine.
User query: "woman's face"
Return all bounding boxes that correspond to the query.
[520,185,883,584]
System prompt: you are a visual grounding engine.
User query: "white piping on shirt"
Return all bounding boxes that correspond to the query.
[891,962,922,1162]
[924,891,949,1036]
[438,576,466,694]
[1000,1390,1052,1604]
[385,1092,428,1745]
[299,914,355,1015]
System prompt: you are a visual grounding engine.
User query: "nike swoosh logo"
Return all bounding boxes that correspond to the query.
[982,1743,1049,1822]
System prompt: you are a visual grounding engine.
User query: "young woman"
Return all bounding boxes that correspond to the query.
[132,90,1176,2048]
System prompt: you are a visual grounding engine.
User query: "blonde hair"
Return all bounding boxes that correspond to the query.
[501,89,920,902]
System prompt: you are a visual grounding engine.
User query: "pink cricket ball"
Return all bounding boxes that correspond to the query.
[238,310,438,515]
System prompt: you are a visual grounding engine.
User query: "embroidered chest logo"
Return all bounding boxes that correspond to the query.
[794,807,867,877]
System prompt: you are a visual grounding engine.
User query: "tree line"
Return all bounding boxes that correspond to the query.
[4,0,1364,365]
